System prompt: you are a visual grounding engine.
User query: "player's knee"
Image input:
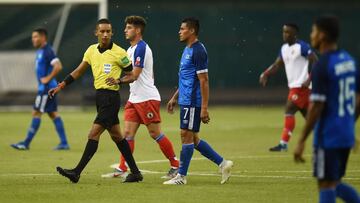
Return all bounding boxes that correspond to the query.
[110,135,122,143]
[180,130,193,144]
[32,111,42,117]
[318,180,338,189]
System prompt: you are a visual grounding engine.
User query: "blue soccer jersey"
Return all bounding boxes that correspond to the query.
[311,49,360,148]
[35,44,58,93]
[178,41,208,107]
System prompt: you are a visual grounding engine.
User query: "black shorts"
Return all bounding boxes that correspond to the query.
[313,147,350,181]
[94,89,120,130]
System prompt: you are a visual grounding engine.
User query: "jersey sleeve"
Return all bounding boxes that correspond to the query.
[133,43,146,68]
[310,56,328,102]
[46,47,59,66]
[300,41,312,57]
[118,50,132,69]
[278,48,283,60]
[82,46,92,65]
[193,45,208,74]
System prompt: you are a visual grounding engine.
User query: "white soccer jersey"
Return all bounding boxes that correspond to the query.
[279,40,312,88]
[127,40,161,103]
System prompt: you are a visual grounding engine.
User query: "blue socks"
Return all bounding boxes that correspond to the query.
[178,143,194,176]
[24,117,41,146]
[320,188,336,203]
[195,140,224,166]
[53,117,68,145]
[336,183,360,203]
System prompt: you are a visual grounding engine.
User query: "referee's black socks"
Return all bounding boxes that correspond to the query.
[73,139,98,174]
[115,139,140,174]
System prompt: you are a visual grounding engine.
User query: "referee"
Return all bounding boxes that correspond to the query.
[49,18,143,183]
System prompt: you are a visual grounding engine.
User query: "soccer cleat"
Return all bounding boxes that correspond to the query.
[56,167,80,183]
[220,160,233,184]
[123,173,143,183]
[101,167,128,178]
[10,142,29,150]
[163,174,187,185]
[53,143,70,150]
[269,144,288,152]
[161,167,179,179]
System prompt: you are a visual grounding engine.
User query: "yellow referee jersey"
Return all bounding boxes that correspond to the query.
[83,42,132,91]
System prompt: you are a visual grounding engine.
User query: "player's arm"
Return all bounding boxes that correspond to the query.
[259,56,284,87]
[40,59,63,84]
[105,65,141,86]
[294,101,324,162]
[301,52,318,88]
[167,89,179,114]
[48,61,89,97]
[198,72,210,124]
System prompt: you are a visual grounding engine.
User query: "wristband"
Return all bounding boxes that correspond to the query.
[63,74,75,86]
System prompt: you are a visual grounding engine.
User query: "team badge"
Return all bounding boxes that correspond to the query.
[121,57,130,65]
[292,94,298,101]
[147,112,154,119]
[135,56,141,66]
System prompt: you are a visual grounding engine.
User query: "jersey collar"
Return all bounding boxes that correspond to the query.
[97,42,113,53]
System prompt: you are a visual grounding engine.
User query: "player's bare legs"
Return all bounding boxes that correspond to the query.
[269,100,300,152]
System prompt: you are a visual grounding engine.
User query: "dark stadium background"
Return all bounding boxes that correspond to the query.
[0,0,359,106]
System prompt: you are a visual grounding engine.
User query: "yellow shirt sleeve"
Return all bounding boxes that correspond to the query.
[83,46,93,65]
[118,50,132,68]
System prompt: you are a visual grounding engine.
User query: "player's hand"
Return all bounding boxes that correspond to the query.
[259,73,268,87]
[105,77,120,86]
[294,141,306,163]
[167,98,177,114]
[301,79,311,88]
[48,82,65,99]
[40,76,51,84]
[200,108,210,124]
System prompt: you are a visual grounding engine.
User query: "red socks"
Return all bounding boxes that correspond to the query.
[156,134,179,168]
[280,115,295,145]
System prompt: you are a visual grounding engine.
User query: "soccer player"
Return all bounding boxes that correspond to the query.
[48,18,143,183]
[11,28,69,150]
[163,17,233,185]
[294,15,360,203]
[259,23,318,152]
[103,16,179,179]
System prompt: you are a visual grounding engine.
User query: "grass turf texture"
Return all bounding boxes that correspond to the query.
[0,106,359,203]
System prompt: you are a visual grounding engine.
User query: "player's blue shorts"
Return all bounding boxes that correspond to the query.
[180,105,201,133]
[33,92,58,113]
[313,147,350,181]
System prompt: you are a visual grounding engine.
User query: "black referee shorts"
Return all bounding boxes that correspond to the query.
[94,89,120,130]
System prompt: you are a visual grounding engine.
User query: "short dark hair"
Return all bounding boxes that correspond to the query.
[284,23,299,33]
[96,18,112,27]
[314,15,339,42]
[33,27,48,38]
[182,17,200,35]
[125,15,147,35]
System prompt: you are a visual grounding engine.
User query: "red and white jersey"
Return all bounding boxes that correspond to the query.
[279,40,312,88]
[127,40,161,103]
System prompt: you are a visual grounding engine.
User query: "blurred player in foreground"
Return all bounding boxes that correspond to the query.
[103,15,179,179]
[294,15,360,203]
[49,18,142,183]
[260,23,317,152]
[163,17,233,185]
[11,28,69,150]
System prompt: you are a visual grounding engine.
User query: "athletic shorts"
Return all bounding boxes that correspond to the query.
[94,89,120,130]
[288,88,310,109]
[313,147,350,181]
[33,92,57,113]
[124,100,161,125]
[180,105,201,133]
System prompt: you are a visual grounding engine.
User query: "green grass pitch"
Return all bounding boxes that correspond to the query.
[0,106,359,203]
